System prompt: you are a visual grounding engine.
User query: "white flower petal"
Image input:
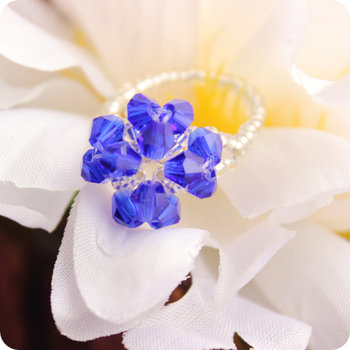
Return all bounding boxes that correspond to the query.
[0,0,13,12]
[336,335,350,350]
[0,55,54,86]
[73,183,207,323]
[216,221,294,310]
[0,108,89,190]
[0,4,115,97]
[53,0,197,85]
[254,220,350,350]
[311,193,350,233]
[0,77,100,113]
[178,190,295,308]
[0,108,89,230]
[296,0,350,80]
[233,0,309,83]
[51,203,145,341]
[10,0,72,39]
[219,128,350,222]
[123,272,311,350]
[0,183,73,231]
[336,0,350,14]
[292,65,350,109]
[197,0,278,69]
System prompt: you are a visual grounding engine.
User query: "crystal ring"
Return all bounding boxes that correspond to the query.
[81,70,266,229]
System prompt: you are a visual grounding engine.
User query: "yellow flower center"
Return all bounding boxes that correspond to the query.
[193,68,248,134]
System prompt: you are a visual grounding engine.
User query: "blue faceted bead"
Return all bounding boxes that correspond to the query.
[127,93,155,131]
[187,169,217,199]
[164,99,194,134]
[131,181,180,229]
[150,195,180,229]
[106,142,142,179]
[137,120,175,160]
[188,128,223,166]
[131,181,169,223]
[81,149,114,183]
[112,190,143,228]
[89,115,124,151]
[164,151,206,188]
[164,151,218,198]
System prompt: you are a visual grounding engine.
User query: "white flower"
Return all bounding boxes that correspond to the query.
[1,0,350,349]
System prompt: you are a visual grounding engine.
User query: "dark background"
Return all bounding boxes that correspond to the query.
[0,216,250,350]
[0,215,126,350]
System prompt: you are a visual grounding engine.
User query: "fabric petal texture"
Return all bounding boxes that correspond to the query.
[51,202,146,341]
[0,183,73,232]
[292,65,350,109]
[123,250,311,350]
[177,189,295,310]
[311,194,350,233]
[0,108,90,230]
[253,220,350,350]
[0,76,100,113]
[219,128,350,221]
[0,2,115,97]
[52,0,197,85]
[0,108,89,190]
[72,184,207,323]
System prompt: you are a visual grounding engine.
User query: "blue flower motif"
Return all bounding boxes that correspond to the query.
[127,93,194,159]
[81,94,223,229]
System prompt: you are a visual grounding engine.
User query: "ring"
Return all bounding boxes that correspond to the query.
[81,70,266,229]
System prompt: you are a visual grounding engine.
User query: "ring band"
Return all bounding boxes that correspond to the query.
[82,70,266,229]
[103,69,266,175]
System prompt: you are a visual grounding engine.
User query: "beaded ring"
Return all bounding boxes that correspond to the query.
[81,70,266,229]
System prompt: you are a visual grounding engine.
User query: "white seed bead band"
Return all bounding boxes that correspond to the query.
[103,69,266,176]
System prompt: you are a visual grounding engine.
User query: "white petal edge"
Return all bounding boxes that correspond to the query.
[219,128,350,223]
[177,189,295,309]
[51,200,158,341]
[0,4,115,98]
[336,335,350,350]
[53,0,198,85]
[10,0,72,39]
[295,0,350,80]
[197,0,278,70]
[215,220,295,310]
[253,220,350,350]
[0,108,89,230]
[0,76,100,114]
[0,183,73,231]
[311,193,350,233]
[0,108,90,191]
[233,0,309,82]
[336,0,350,13]
[73,183,207,323]
[123,252,311,350]
[292,65,350,109]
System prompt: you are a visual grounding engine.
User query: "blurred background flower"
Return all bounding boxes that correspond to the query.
[1,0,350,349]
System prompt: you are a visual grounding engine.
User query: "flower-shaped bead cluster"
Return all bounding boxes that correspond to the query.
[81,93,223,229]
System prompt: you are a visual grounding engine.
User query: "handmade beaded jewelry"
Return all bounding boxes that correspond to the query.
[81,70,266,229]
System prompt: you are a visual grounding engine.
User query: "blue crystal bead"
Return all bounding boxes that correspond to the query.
[131,181,180,228]
[164,151,217,198]
[164,99,194,134]
[137,121,175,160]
[106,142,142,179]
[150,194,180,229]
[89,115,124,151]
[188,128,223,166]
[131,181,169,222]
[112,190,143,228]
[187,169,217,199]
[127,93,155,131]
[81,149,115,183]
